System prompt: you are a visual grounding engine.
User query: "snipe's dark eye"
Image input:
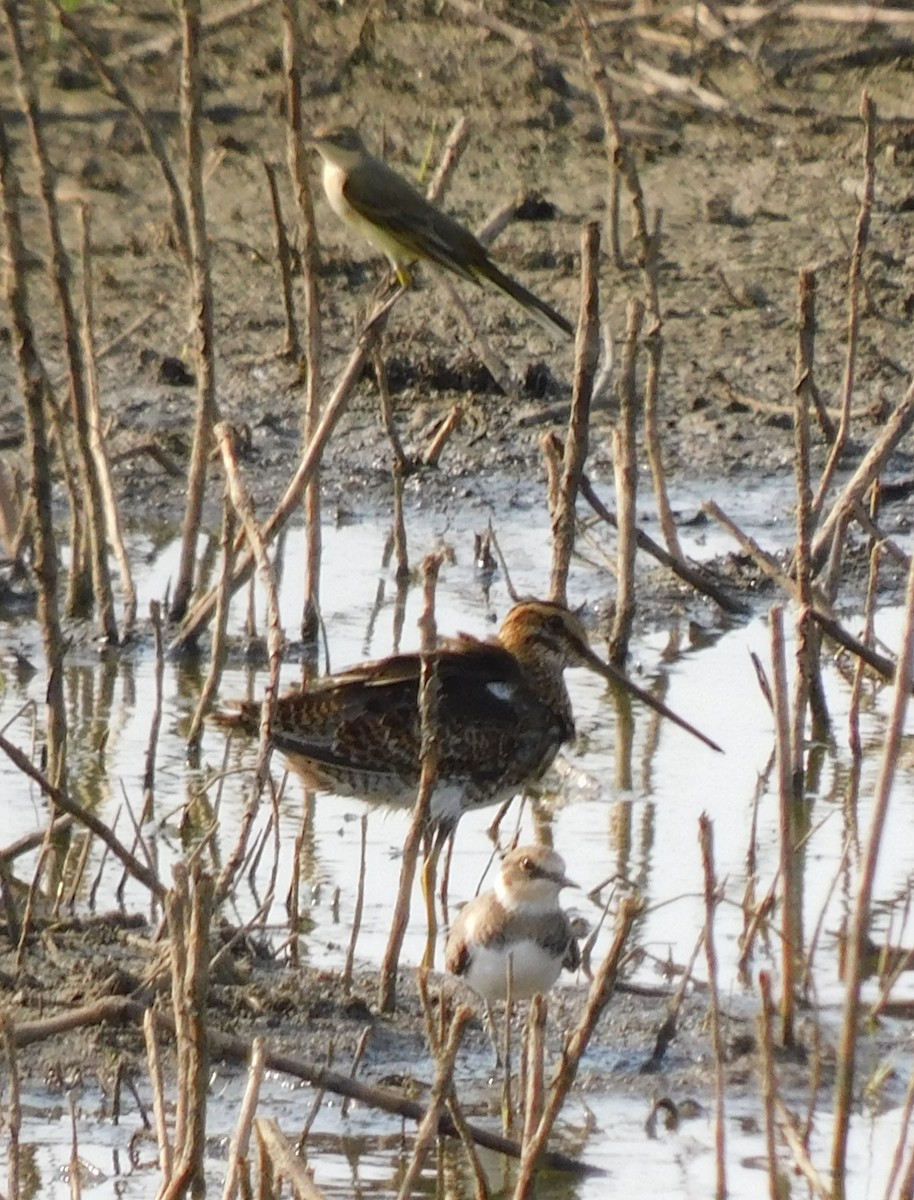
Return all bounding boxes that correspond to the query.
[521,856,533,871]
[547,613,566,634]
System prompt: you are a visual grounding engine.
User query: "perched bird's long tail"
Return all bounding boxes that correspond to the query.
[474,259,574,340]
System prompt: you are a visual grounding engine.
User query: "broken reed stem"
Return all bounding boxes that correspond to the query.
[810,376,914,574]
[280,0,322,648]
[144,1007,173,1184]
[642,219,682,560]
[373,350,409,473]
[378,551,446,1012]
[793,267,829,747]
[3,0,118,642]
[222,1036,267,1200]
[1,1015,22,1200]
[698,815,727,1200]
[812,91,876,518]
[423,404,463,468]
[512,896,641,1198]
[770,606,799,1048]
[397,1006,473,1200]
[256,1117,329,1200]
[392,461,409,582]
[522,995,547,1149]
[263,159,300,361]
[425,114,469,205]
[609,295,643,665]
[169,0,219,624]
[186,496,237,754]
[78,201,136,637]
[848,525,881,758]
[831,540,914,1198]
[171,291,401,652]
[342,814,368,992]
[549,221,600,605]
[160,863,214,1200]
[759,975,787,1199]
[142,601,165,811]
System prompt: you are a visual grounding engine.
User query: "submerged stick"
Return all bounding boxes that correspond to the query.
[7,997,600,1176]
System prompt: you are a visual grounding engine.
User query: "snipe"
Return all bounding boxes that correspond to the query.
[217,599,719,841]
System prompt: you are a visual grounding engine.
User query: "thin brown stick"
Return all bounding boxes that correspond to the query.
[770,606,798,1048]
[169,0,220,623]
[699,815,727,1200]
[609,296,642,663]
[1,1014,22,1200]
[831,542,914,1198]
[342,814,368,992]
[512,896,641,1197]
[186,496,237,754]
[396,1006,473,1200]
[549,222,600,605]
[144,1007,173,1183]
[812,92,875,516]
[263,159,300,362]
[78,202,137,637]
[222,1037,267,1200]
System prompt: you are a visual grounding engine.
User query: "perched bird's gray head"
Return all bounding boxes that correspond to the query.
[310,124,368,168]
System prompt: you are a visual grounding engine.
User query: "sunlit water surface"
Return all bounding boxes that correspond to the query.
[3,488,914,1197]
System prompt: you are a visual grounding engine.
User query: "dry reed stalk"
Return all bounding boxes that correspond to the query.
[439,277,516,396]
[396,1006,473,1200]
[2,1015,22,1200]
[848,507,881,758]
[521,995,547,1147]
[186,498,237,753]
[811,377,914,574]
[373,350,409,472]
[78,202,137,636]
[8,994,597,1176]
[698,815,727,1200]
[758,972,783,1199]
[577,468,748,614]
[378,551,446,1011]
[769,606,799,1047]
[144,1007,173,1183]
[502,958,516,1133]
[423,405,463,467]
[512,896,641,1197]
[703,499,811,605]
[342,814,368,992]
[282,48,323,647]
[171,292,401,651]
[885,1057,914,1200]
[297,1038,333,1150]
[608,295,642,663]
[222,1037,267,1200]
[549,222,600,605]
[142,601,166,816]
[263,160,300,362]
[68,1089,82,1200]
[426,115,470,204]
[4,2,119,643]
[255,1117,328,1200]
[169,0,219,624]
[160,863,214,1200]
[392,459,410,584]
[812,92,876,518]
[792,268,829,746]
[831,545,914,1198]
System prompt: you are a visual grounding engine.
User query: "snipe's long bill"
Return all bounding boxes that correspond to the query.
[216,599,721,839]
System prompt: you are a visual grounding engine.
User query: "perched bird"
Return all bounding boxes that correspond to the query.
[445,844,580,1004]
[310,123,574,339]
[216,599,720,849]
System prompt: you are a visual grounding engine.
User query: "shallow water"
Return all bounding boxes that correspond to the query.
[3,487,914,1195]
